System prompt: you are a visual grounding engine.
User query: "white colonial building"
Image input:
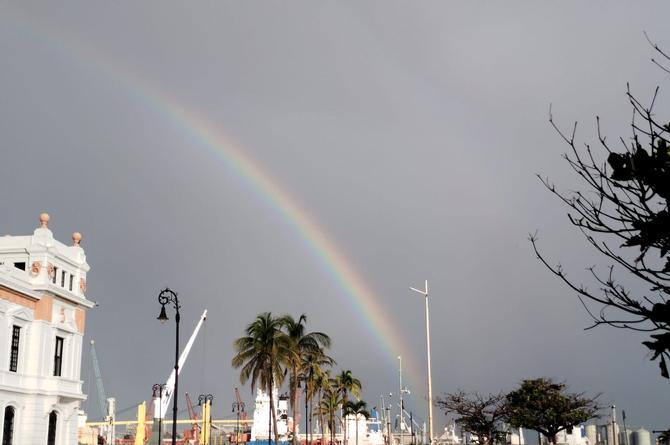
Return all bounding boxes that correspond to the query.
[0,213,94,445]
[250,387,290,442]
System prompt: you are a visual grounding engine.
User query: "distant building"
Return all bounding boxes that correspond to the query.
[0,213,94,445]
[250,387,290,442]
[554,425,589,445]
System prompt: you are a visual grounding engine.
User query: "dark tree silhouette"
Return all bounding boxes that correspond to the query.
[531,35,670,378]
[343,400,371,445]
[232,313,295,445]
[284,314,332,445]
[506,378,599,445]
[436,391,509,445]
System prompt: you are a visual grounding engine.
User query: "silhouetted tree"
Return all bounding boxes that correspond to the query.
[284,314,332,445]
[232,313,295,445]
[436,391,509,445]
[317,385,342,445]
[335,370,362,445]
[506,378,599,445]
[343,400,371,445]
[301,351,335,445]
[531,35,670,378]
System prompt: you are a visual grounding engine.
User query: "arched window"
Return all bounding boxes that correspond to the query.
[2,406,14,445]
[47,411,57,445]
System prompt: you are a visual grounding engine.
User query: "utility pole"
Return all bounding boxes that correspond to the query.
[622,410,629,445]
[410,281,434,445]
[381,395,387,445]
[611,406,617,445]
[399,356,404,445]
[387,393,393,445]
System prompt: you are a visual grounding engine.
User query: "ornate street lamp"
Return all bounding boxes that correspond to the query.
[157,288,181,445]
[152,383,166,444]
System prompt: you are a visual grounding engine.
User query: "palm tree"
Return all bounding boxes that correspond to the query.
[318,387,342,445]
[232,313,295,445]
[301,351,335,445]
[283,314,331,445]
[335,370,362,445]
[343,401,370,445]
[315,370,333,444]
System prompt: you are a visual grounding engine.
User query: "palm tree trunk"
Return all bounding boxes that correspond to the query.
[319,393,324,445]
[270,388,280,445]
[269,393,273,445]
[291,368,298,445]
[308,395,313,445]
[330,417,335,445]
[342,392,347,445]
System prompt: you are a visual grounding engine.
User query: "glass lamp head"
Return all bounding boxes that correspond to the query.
[157,305,169,323]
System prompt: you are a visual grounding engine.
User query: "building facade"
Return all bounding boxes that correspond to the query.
[250,387,290,442]
[0,213,93,445]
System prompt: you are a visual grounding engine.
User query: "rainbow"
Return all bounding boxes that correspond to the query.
[2,8,427,406]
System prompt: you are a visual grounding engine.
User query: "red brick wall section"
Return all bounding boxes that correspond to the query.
[0,285,37,310]
[75,308,86,334]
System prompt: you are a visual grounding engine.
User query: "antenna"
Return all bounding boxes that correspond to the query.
[409,280,428,296]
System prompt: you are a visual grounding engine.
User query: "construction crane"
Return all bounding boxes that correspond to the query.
[235,388,248,421]
[90,340,108,420]
[233,387,249,443]
[154,310,208,418]
[184,392,201,442]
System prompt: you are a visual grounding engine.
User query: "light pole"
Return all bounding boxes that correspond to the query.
[152,383,166,445]
[232,396,246,444]
[611,405,617,445]
[380,395,386,445]
[398,356,403,445]
[299,376,310,445]
[157,288,180,445]
[199,394,214,445]
[387,393,393,445]
[409,281,433,445]
[301,369,313,445]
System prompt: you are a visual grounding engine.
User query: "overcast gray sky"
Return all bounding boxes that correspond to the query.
[1,1,668,435]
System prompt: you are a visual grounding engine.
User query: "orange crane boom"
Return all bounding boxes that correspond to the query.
[235,387,248,421]
[185,392,201,441]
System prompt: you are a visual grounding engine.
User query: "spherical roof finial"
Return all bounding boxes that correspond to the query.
[39,212,50,228]
[72,232,82,247]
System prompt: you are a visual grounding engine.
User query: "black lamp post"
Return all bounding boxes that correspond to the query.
[298,376,308,445]
[298,372,312,445]
[199,394,214,445]
[232,397,246,444]
[157,288,180,445]
[152,383,167,445]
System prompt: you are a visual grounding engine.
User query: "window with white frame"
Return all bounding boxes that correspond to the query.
[53,336,64,377]
[47,411,57,445]
[2,406,15,445]
[8,326,20,373]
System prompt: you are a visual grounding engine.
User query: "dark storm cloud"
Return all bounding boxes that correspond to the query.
[0,0,668,434]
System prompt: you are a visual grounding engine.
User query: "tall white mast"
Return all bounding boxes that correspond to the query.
[410,281,433,445]
[399,356,403,445]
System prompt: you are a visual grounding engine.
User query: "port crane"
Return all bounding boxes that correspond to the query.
[233,387,249,443]
[185,392,201,442]
[235,388,248,422]
[154,309,208,418]
[90,340,108,420]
